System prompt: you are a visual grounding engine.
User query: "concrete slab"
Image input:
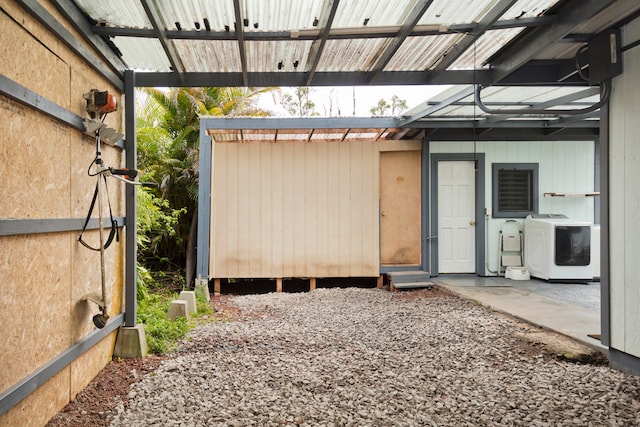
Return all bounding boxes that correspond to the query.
[433,275,605,351]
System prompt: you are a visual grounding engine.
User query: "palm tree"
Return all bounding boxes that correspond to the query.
[137,87,273,288]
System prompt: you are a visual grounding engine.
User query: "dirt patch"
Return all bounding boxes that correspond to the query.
[514,330,608,365]
[45,355,165,427]
[45,295,266,426]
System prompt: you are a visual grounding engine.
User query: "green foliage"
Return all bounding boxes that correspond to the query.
[279,87,319,116]
[137,291,190,354]
[370,95,408,116]
[136,263,215,354]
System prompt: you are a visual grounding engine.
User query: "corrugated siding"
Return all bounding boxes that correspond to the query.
[609,16,640,358]
[210,141,380,278]
[429,140,595,275]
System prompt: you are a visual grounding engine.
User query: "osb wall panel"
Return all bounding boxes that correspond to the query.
[210,141,380,278]
[0,367,70,427]
[1,3,123,119]
[380,150,422,265]
[1,1,126,422]
[0,234,71,392]
[0,98,72,218]
[70,334,117,398]
[70,130,125,219]
[70,235,125,342]
[0,8,71,107]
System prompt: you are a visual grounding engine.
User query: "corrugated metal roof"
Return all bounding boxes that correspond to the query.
[174,40,242,72]
[69,0,637,80]
[74,0,150,28]
[60,0,634,138]
[113,37,171,72]
[385,34,464,71]
[448,28,524,69]
[317,38,392,72]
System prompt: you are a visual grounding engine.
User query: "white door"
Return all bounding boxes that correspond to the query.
[438,161,476,273]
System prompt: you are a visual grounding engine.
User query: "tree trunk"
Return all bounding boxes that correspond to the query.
[185,206,198,288]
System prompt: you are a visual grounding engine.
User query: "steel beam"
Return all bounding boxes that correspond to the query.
[0,217,124,236]
[490,0,617,83]
[431,0,518,73]
[368,0,435,83]
[233,0,249,86]
[399,86,475,126]
[91,16,554,41]
[0,314,124,417]
[305,0,340,85]
[133,70,494,87]
[14,0,123,90]
[51,0,127,73]
[0,74,83,131]
[141,0,185,83]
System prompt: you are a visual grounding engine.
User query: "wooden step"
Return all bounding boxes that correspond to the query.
[388,270,430,283]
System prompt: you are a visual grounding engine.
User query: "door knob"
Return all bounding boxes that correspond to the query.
[469,220,476,225]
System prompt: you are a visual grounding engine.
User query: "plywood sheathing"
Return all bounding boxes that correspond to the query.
[0,100,73,218]
[0,3,126,423]
[0,367,70,427]
[70,233,125,342]
[70,334,117,399]
[0,234,72,392]
[380,150,422,265]
[0,3,123,126]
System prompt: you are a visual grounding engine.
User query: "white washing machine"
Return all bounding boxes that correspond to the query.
[524,214,594,281]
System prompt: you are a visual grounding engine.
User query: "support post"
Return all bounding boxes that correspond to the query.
[310,277,316,291]
[124,70,137,327]
[214,278,221,295]
[276,278,283,293]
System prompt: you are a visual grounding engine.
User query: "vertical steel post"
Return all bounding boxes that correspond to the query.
[599,83,610,347]
[196,120,212,282]
[124,70,137,327]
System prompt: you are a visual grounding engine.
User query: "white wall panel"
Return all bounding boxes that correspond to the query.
[210,141,380,278]
[430,140,595,275]
[609,16,640,358]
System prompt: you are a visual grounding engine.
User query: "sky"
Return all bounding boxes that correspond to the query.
[256,85,449,117]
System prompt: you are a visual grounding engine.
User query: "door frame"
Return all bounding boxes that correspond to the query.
[429,153,486,276]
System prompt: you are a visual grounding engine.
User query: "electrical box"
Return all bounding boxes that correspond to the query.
[588,29,622,84]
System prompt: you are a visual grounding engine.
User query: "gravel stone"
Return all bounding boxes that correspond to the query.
[109,287,640,426]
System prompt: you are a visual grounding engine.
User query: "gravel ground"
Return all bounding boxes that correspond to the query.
[110,287,640,426]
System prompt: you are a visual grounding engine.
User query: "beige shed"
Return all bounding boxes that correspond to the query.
[198,119,427,292]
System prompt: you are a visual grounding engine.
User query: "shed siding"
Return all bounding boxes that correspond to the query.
[609,17,640,359]
[210,141,380,278]
[430,140,595,275]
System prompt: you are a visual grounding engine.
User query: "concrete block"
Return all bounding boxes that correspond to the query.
[113,325,148,358]
[195,279,210,302]
[179,290,196,315]
[167,300,188,320]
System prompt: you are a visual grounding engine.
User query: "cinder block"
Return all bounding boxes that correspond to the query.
[167,300,188,320]
[179,290,197,315]
[113,325,148,358]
